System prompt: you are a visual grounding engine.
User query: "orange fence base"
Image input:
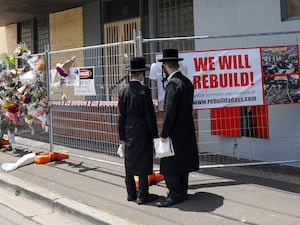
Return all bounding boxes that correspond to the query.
[134,171,164,190]
[0,139,10,146]
[35,151,69,164]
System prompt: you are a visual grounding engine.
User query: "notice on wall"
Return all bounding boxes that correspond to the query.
[66,68,80,86]
[74,67,96,96]
[261,46,299,105]
[153,48,263,109]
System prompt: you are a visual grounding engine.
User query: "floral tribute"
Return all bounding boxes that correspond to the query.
[0,43,50,144]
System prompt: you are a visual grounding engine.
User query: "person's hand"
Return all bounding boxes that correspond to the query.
[160,137,168,142]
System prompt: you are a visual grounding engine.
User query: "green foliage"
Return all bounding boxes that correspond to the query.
[15,186,21,196]
[4,55,16,69]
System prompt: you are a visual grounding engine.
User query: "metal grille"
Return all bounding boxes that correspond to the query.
[16,31,300,169]
[142,32,300,168]
[104,18,140,100]
[19,21,32,50]
[19,17,49,53]
[52,105,119,156]
[36,17,49,53]
[158,0,194,50]
[47,41,134,164]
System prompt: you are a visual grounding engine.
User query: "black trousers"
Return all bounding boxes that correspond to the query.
[125,173,149,198]
[164,173,189,200]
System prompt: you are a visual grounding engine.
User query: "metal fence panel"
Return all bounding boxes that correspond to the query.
[18,32,300,168]
[45,42,136,165]
[142,32,300,168]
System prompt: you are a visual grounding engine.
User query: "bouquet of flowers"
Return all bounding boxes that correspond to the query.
[0,43,50,140]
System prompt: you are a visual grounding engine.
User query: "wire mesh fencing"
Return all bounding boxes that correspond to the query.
[142,31,300,168]
[14,31,300,168]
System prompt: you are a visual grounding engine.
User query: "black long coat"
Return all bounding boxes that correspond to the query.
[118,81,158,176]
[160,71,199,175]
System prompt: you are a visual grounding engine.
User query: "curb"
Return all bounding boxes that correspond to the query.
[0,172,136,225]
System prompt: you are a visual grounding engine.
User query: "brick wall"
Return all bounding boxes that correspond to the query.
[49,7,85,101]
[0,24,17,55]
[49,7,83,51]
[0,7,83,55]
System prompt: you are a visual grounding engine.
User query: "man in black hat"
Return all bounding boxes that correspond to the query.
[157,49,199,207]
[118,57,159,204]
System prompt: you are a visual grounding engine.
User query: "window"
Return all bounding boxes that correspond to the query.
[158,0,194,37]
[19,21,33,51]
[35,17,49,53]
[281,0,300,20]
[18,16,49,54]
[158,0,194,51]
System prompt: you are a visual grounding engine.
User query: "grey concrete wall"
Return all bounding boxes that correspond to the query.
[193,0,300,164]
[194,0,300,36]
[83,1,102,46]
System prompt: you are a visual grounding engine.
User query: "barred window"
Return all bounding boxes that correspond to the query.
[158,0,194,50]
[19,21,33,51]
[18,16,49,54]
[36,17,49,53]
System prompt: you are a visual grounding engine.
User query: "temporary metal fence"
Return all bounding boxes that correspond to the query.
[142,31,300,168]
[46,41,136,166]
[17,31,300,168]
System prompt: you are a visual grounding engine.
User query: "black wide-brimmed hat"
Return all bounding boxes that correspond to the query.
[158,49,183,62]
[130,57,148,72]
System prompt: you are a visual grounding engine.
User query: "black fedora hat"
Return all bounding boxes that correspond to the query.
[130,57,148,72]
[158,49,183,62]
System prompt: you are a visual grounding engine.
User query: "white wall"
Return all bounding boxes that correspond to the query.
[198,105,300,162]
[194,0,300,36]
[193,0,300,165]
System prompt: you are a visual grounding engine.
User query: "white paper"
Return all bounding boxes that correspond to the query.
[154,137,175,158]
[117,143,125,158]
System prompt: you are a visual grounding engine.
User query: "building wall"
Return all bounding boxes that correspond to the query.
[194,0,300,50]
[0,27,7,54]
[194,0,300,36]
[193,0,300,165]
[0,6,83,56]
[83,1,102,46]
[49,7,83,51]
[49,7,85,102]
[0,24,17,55]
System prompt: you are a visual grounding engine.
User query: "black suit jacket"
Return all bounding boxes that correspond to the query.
[118,81,158,175]
[160,71,199,175]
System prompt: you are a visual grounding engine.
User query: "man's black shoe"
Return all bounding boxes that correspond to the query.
[127,194,137,201]
[156,197,184,207]
[136,194,158,205]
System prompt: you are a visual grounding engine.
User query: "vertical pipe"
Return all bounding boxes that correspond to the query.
[133,29,137,57]
[148,0,159,54]
[139,30,143,57]
[45,45,54,152]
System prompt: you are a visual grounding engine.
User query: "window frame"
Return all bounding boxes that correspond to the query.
[17,16,49,54]
[281,0,300,21]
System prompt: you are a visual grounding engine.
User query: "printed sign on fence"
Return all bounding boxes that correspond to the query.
[66,67,80,86]
[74,67,96,96]
[153,48,264,110]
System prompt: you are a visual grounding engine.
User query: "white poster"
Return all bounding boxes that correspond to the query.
[74,67,96,96]
[152,48,263,110]
[66,67,80,86]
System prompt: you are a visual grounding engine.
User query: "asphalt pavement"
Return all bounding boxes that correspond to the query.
[0,136,300,225]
